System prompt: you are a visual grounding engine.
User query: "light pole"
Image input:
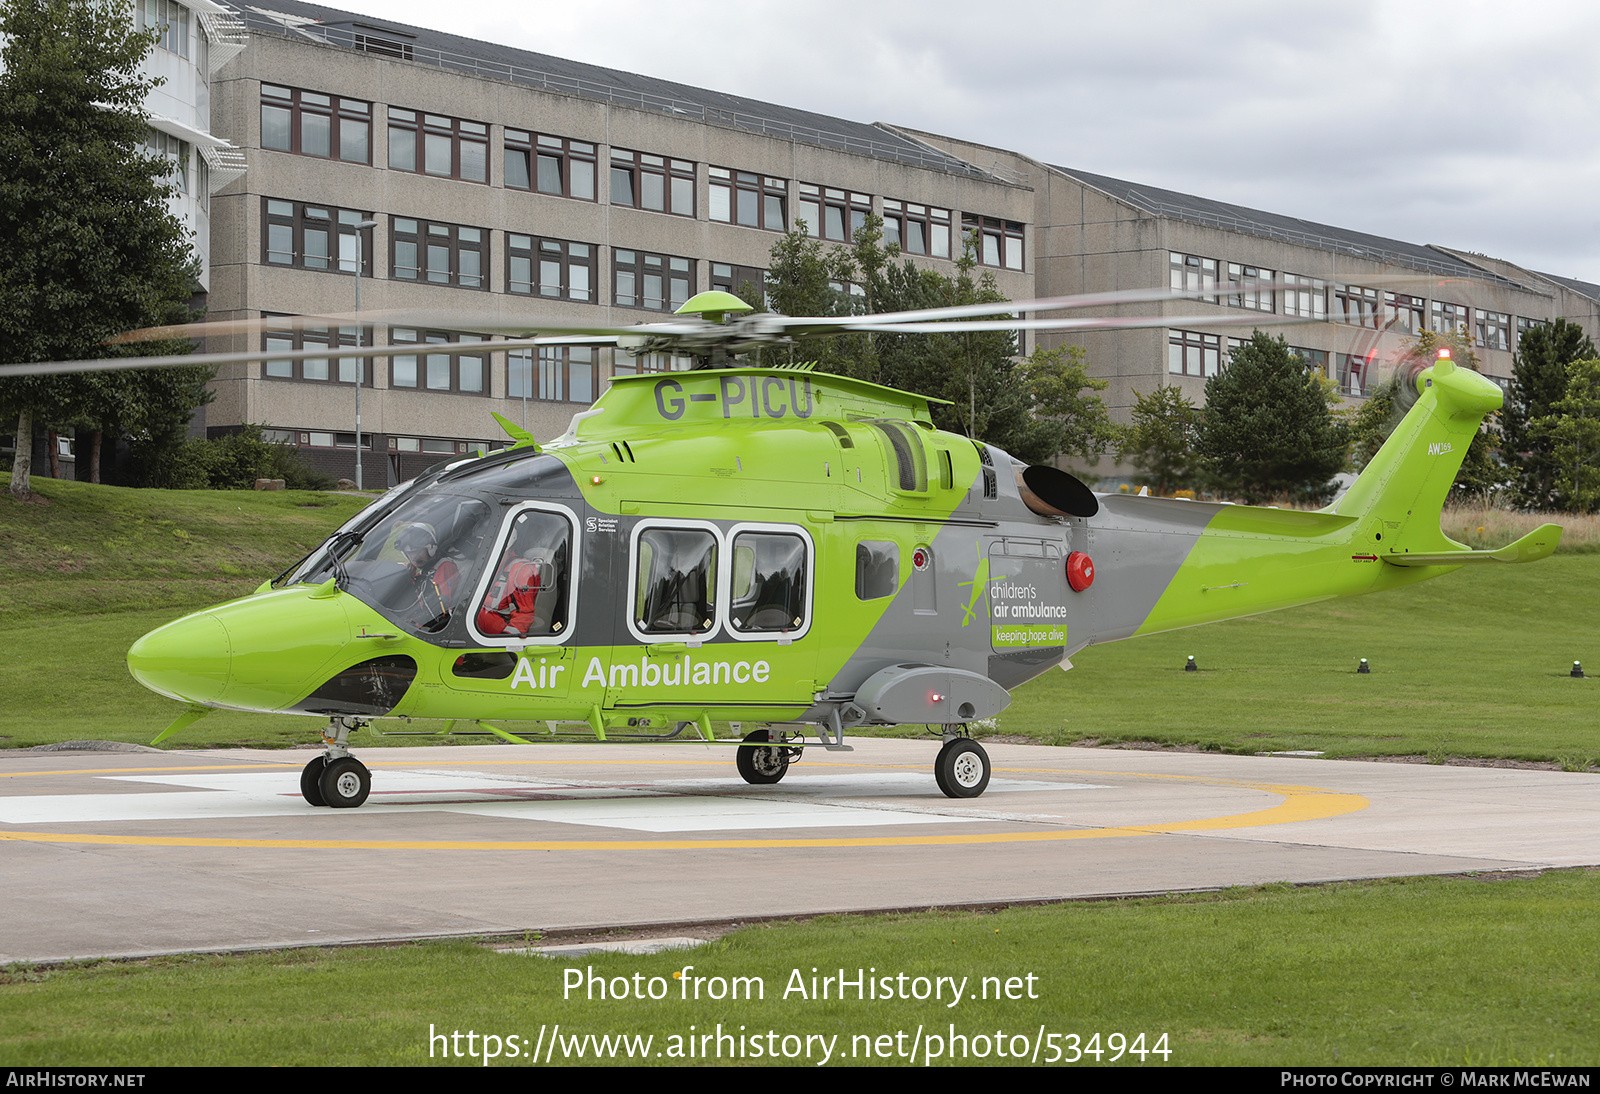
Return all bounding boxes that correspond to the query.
[350,218,378,491]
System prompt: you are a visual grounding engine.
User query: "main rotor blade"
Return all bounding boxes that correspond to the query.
[109,311,707,345]
[0,336,619,379]
[769,272,1456,331]
[837,312,1323,335]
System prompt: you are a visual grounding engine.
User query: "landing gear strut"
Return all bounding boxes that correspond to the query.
[300,716,372,808]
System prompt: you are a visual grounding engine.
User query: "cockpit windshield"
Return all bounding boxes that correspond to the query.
[313,490,499,636]
[273,476,426,590]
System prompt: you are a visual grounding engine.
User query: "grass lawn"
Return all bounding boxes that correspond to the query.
[2,870,1595,1066]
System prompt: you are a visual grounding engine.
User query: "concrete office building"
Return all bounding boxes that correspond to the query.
[906,127,1600,429]
[203,1,1600,485]
[206,0,1033,486]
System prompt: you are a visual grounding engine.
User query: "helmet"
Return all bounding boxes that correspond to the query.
[395,523,437,558]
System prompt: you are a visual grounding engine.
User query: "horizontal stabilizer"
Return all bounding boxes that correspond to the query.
[1382,523,1562,567]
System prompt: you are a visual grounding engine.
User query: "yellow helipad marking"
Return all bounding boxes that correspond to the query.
[0,757,1367,850]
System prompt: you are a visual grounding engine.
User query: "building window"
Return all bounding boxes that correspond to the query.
[710,262,765,305]
[1225,263,1274,312]
[1432,300,1468,334]
[1385,292,1426,335]
[964,215,1025,271]
[1281,274,1327,320]
[884,200,951,258]
[139,0,190,58]
[709,168,786,230]
[1334,284,1381,328]
[263,199,373,275]
[145,130,189,194]
[613,250,693,312]
[797,184,871,242]
[504,131,596,200]
[610,150,694,216]
[390,436,466,455]
[1476,310,1510,351]
[1336,352,1374,397]
[506,235,593,302]
[1169,330,1221,377]
[301,431,374,449]
[260,87,370,163]
[1516,316,1546,348]
[389,329,487,394]
[613,352,694,377]
[1169,252,1218,301]
[1288,346,1329,377]
[391,218,487,289]
[263,318,371,385]
[388,109,488,183]
[508,346,596,403]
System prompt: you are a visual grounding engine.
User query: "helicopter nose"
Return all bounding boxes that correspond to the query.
[127,612,233,705]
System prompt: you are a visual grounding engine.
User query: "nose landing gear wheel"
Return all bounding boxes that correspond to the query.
[736,729,789,785]
[319,756,371,808]
[300,757,328,806]
[935,738,990,799]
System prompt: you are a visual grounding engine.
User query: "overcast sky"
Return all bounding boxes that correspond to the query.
[291,0,1600,285]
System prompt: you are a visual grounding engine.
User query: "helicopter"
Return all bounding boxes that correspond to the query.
[6,287,1560,809]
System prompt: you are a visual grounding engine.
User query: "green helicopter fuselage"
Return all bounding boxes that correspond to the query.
[127,357,1557,742]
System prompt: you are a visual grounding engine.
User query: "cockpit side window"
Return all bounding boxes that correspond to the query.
[633,528,717,635]
[475,510,572,638]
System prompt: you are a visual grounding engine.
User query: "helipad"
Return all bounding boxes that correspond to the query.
[2,738,1595,963]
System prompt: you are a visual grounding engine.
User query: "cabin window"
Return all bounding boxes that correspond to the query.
[729,533,807,634]
[474,509,573,639]
[634,528,718,635]
[855,541,899,601]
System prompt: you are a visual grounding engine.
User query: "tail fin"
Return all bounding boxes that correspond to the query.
[1331,353,1507,559]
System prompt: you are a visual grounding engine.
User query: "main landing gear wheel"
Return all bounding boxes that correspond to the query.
[736,729,789,786]
[318,756,371,808]
[935,738,990,799]
[300,757,328,807]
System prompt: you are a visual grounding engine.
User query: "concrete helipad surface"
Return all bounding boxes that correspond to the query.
[2,738,1596,964]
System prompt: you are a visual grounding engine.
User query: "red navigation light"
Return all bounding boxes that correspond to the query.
[1066,551,1095,592]
[1437,348,1451,359]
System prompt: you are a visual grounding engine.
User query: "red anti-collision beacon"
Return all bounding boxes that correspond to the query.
[1066,550,1095,592]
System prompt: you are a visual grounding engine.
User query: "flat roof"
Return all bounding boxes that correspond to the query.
[1052,164,1522,285]
[233,0,993,179]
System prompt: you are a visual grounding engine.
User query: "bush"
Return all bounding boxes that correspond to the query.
[127,425,336,491]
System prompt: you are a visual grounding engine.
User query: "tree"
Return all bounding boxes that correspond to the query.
[1502,318,1598,509]
[0,0,205,497]
[1118,385,1201,495]
[758,219,1118,466]
[1531,359,1600,513]
[1197,331,1348,504]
